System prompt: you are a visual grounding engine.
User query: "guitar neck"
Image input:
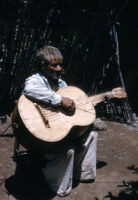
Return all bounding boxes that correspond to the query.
[88,87,127,105]
[88,93,108,105]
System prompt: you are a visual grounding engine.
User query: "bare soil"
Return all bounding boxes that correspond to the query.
[0,115,138,200]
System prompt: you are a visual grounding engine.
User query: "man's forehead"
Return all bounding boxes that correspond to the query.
[50,56,62,63]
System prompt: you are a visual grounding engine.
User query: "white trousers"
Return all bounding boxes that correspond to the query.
[42,131,98,197]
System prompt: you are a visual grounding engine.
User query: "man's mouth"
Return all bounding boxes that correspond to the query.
[51,71,62,79]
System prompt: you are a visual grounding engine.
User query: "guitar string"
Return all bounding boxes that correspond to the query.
[36,95,102,121]
[31,90,123,122]
[37,90,123,116]
[41,105,95,119]
[38,98,97,119]
[41,104,95,117]
[39,96,102,115]
[44,112,95,122]
[38,99,90,116]
[36,90,125,122]
[40,99,97,116]
[39,106,95,121]
[41,108,95,120]
[38,91,123,121]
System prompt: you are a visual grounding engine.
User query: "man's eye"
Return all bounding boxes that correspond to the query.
[51,63,62,67]
[51,64,57,67]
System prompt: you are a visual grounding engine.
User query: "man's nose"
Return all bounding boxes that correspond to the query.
[56,65,62,71]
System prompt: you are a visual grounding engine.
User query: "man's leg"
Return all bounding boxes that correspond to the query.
[74,131,98,181]
[42,149,74,197]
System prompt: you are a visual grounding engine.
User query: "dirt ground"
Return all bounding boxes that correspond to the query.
[0,115,138,200]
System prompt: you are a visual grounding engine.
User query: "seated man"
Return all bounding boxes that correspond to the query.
[23,45,98,197]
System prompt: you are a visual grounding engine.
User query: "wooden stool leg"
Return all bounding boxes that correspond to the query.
[13,136,20,161]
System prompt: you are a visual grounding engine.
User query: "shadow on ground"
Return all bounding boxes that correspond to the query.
[97,160,107,169]
[5,153,56,200]
[5,156,108,200]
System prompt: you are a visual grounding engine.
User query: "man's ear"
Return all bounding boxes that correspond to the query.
[41,61,45,65]
[41,60,49,67]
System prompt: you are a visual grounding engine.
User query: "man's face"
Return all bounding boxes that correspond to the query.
[41,57,63,81]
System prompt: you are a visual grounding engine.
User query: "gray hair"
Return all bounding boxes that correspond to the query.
[36,45,63,64]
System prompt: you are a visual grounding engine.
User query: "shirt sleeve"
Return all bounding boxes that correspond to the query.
[23,76,62,105]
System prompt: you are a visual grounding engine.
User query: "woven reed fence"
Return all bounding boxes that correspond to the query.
[0,0,133,123]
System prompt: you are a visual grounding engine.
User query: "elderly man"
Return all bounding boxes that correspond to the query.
[23,45,98,196]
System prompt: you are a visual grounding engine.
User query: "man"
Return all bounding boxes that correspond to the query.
[23,45,98,197]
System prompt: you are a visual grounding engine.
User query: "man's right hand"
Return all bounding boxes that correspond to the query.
[61,97,75,114]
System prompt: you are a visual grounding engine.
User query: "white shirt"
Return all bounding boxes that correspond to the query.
[23,73,67,105]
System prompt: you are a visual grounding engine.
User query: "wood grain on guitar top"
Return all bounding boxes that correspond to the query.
[18,86,126,142]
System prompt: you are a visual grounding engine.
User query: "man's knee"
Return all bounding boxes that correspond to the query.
[90,131,98,140]
[67,149,74,159]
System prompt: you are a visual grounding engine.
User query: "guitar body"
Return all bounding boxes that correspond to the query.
[13,85,126,154]
[15,86,95,153]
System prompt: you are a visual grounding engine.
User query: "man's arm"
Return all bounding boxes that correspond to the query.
[23,74,75,113]
[23,76,62,105]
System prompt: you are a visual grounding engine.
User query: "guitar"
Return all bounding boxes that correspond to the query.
[18,86,127,144]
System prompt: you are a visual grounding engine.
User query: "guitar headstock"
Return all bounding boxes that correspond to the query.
[111,87,127,99]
